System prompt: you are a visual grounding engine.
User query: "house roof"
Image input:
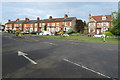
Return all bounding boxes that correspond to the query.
[24,20,37,24]
[5,17,76,24]
[5,21,16,24]
[40,17,76,23]
[89,15,112,23]
[14,20,25,23]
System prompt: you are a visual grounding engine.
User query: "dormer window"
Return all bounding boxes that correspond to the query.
[102,16,106,20]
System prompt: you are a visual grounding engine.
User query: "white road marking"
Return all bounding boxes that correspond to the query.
[18,51,37,64]
[63,58,112,79]
[43,42,56,45]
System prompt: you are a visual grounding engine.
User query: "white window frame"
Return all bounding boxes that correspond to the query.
[48,23,50,26]
[47,27,50,31]
[56,27,59,31]
[56,23,59,26]
[35,23,37,28]
[102,16,106,20]
[51,27,54,32]
[89,23,95,26]
[52,23,55,26]
[65,22,68,26]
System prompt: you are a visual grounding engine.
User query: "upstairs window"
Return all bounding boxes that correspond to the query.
[89,23,95,26]
[48,23,50,26]
[65,22,68,26]
[56,23,59,26]
[52,23,55,26]
[102,16,106,20]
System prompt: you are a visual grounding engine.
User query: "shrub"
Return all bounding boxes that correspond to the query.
[66,29,73,34]
[104,31,114,36]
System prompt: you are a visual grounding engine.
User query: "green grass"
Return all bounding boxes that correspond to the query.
[31,34,120,43]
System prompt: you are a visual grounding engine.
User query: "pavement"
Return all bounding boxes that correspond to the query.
[2,33,118,79]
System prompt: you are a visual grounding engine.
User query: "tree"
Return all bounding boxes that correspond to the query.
[110,12,120,36]
[44,25,47,31]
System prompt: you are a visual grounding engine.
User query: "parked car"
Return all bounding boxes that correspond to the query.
[62,33,69,36]
[39,31,52,35]
[93,34,106,38]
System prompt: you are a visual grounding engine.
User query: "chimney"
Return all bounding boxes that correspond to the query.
[8,19,11,22]
[37,17,40,20]
[89,14,92,20]
[64,14,68,18]
[89,14,91,17]
[25,18,30,21]
[16,18,20,21]
[49,16,52,19]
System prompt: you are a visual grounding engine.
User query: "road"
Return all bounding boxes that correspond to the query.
[2,33,118,79]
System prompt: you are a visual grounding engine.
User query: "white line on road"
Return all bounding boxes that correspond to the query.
[43,42,56,45]
[18,51,37,65]
[63,58,112,79]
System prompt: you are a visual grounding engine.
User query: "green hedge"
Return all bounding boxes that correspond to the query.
[104,31,114,36]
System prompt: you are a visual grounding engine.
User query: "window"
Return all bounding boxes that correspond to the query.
[42,27,44,31]
[48,23,50,26]
[30,24,33,27]
[56,27,59,31]
[52,23,55,26]
[47,27,50,31]
[56,23,59,26]
[89,23,95,26]
[65,22,68,26]
[35,23,37,28]
[30,28,33,32]
[51,27,54,31]
[34,28,37,32]
[62,22,65,26]
[89,28,94,32]
[102,22,108,27]
[42,23,45,27]
[102,16,106,20]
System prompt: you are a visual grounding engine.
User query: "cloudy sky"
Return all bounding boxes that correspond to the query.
[2,2,118,24]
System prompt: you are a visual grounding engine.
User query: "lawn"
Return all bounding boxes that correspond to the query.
[31,34,120,43]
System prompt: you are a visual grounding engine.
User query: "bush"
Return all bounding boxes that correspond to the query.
[66,29,73,34]
[104,31,114,36]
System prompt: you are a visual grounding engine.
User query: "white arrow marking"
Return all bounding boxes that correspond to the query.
[18,51,37,64]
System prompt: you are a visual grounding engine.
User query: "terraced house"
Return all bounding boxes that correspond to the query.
[88,14,112,34]
[5,14,84,33]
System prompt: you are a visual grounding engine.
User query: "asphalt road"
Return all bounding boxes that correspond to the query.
[2,33,118,78]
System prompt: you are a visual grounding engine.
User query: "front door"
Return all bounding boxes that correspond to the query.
[97,29,101,34]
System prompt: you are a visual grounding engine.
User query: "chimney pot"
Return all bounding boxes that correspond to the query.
[16,18,20,21]
[37,17,40,20]
[25,18,29,21]
[64,14,68,18]
[49,16,52,19]
[8,19,11,22]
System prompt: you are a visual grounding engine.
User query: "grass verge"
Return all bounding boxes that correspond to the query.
[30,34,120,44]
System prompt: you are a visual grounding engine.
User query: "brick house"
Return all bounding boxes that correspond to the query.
[88,14,112,34]
[5,14,84,33]
[13,18,26,31]
[5,20,15,31]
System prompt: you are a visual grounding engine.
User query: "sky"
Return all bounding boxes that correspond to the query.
[1,2,118,24]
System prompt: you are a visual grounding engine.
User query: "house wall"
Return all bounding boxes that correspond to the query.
[14,23,22,30]
[5,24,13,31]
